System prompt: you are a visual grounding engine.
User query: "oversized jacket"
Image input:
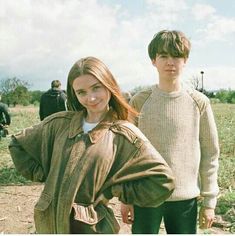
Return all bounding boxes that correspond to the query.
[9,108,175,233]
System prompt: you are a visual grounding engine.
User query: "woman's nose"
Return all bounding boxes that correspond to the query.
[87,94,96,102]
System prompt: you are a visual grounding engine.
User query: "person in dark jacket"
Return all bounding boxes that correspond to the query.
[0,94,11,138]
[0,95,11,126]
[39,80,67,120]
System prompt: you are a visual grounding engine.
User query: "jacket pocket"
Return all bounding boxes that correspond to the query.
[95,204,120,234]
[70,203,120,234]
[34,192,55,233]
[72,203,103,225]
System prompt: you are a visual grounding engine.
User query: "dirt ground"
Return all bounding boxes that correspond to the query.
[0,184,230,234]
[0,184,132,234]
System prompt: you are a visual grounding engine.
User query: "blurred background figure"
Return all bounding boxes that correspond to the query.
[122,91,132,103]
[0,94,11,139]
[39,80,67,121]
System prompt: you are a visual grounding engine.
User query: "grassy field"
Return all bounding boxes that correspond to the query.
[2,104,234,186]
[212,104,235,190]
[0,103,234,230]
[0,106,40,184]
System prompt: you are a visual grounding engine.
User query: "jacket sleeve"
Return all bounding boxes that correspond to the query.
[199,103,220,209]
[9,122,51,182]
[103,124,175,208]
[59,92,67,111]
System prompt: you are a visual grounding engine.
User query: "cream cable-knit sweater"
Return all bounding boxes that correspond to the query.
[130,85,219,209]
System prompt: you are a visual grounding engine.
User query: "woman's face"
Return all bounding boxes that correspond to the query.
[72,74,111,121]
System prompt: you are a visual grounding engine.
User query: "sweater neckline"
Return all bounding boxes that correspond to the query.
[153,85,185,98]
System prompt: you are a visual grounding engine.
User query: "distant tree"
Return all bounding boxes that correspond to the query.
[130,85,151,96]
[215,89,235,104]
[226,90,235,103]
[190,75,201,91]
[12,85,31,106]
[203,90,216,99]
[0,77,31,106]
[30,90,44,104]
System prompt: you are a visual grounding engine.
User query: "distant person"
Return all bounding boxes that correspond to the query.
[9,56,175,234]
[39,80,67,121]
[121,30,220,234]
[0,94,11,138]
[122,91,132,102]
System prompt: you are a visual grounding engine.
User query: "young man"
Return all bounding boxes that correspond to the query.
[39,80,67,120]
[121,30,219,234]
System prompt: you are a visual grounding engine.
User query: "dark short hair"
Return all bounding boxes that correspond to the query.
[51,80,61,88]
[148,30,191,60]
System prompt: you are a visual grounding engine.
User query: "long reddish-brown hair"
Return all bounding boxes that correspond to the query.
[66,57,138,122]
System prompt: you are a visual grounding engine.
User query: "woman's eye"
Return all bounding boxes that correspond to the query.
[77,91,85,96]
[93,86,101,91]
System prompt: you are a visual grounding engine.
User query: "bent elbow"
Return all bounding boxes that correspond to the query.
[146,172,175,208]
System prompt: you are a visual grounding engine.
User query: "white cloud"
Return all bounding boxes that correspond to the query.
[0,0,121,87]
[0,0,234,92]
[204,17,235,41]
[146,0,188,12]
[145,0,188,28]
[0,0,159,91]
[192,3,235,43]
[192,3,216,21]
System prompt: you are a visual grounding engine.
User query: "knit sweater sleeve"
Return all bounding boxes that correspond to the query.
[199,102,220,209]
[129,88,152,125]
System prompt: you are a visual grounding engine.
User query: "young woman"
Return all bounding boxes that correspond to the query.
[9,56,175,234]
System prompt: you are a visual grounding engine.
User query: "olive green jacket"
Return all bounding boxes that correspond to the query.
[9,109,175,233]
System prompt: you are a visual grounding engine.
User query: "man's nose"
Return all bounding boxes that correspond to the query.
[167,57,174,65]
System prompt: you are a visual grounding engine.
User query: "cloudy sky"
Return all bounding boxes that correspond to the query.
[1,0,235,92]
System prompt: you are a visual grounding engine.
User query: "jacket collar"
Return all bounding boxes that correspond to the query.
[68,108,118,143]
[68,111,84,139]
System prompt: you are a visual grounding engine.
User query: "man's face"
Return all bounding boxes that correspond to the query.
[152,53,187,81]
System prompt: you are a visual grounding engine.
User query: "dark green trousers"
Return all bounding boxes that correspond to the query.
[132,198,198,234]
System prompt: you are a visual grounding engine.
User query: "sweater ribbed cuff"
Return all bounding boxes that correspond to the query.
[202,196,217,209]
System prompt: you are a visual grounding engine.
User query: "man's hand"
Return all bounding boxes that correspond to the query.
[199,206,215,229]
[121,203,134,224]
